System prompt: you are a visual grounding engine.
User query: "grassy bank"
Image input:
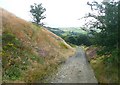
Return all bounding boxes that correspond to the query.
[85,46,119,84]
[2,8,75,83]
[2,27,75,83]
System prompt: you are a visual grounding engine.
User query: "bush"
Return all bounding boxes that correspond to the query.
[62,34,92,46]
[4,65,21,80]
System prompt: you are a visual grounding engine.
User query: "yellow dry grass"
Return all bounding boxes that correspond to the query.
[1,7,75,83]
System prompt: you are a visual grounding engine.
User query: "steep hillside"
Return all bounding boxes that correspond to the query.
[1,8,75,83]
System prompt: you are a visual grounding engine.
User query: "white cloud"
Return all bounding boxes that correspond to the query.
[0,0,103,27]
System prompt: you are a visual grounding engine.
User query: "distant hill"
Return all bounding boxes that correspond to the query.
[1,8,75,83]
[59,27,87,33]
[45,27,65,36]
[46,27,87,36]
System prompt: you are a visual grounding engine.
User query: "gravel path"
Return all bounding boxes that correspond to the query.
[46,47,98,83]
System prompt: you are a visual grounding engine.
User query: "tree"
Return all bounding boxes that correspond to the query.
[64,36,77,45]
[84,0,119,65]
[30,3,46,25]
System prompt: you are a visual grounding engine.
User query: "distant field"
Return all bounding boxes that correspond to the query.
[46,27,87,37]
[59,27,87,34]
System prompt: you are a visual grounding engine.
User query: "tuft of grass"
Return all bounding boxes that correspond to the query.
[24,63,59,83]
[2,32,23,80]
[59,42,68,49]
[67,42,77,48]
[2,32,44,82]
[2,8,75,83]
[86,46,119,83]
[90,57,119,83]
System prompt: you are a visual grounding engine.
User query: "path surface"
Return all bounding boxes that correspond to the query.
[46,47,98,83]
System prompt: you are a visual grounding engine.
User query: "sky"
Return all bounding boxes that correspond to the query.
[0,0,104,28]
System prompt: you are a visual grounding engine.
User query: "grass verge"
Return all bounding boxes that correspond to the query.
[85,46,119,84]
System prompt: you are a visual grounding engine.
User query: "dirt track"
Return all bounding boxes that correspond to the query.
[46,47,98,83]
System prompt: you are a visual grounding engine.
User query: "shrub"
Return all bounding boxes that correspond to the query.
[4,65,21,80]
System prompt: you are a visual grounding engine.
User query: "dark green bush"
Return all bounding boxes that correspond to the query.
[4,65,21,80]
[62,34,92,46]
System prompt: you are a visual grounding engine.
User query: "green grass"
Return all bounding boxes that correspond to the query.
[2,31,44,81]
[24,63,59,83]
[69,43,77,48]
[85,46,119,84]
[2,30,71,83]
[90,56,119,83]
[2,9,75,83]
[59,42,68,49]
[59,27,87,34]
[2,32,23,80]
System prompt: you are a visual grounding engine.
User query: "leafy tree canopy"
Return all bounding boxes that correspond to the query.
[30,3,46,25]
[84,0,119,65]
